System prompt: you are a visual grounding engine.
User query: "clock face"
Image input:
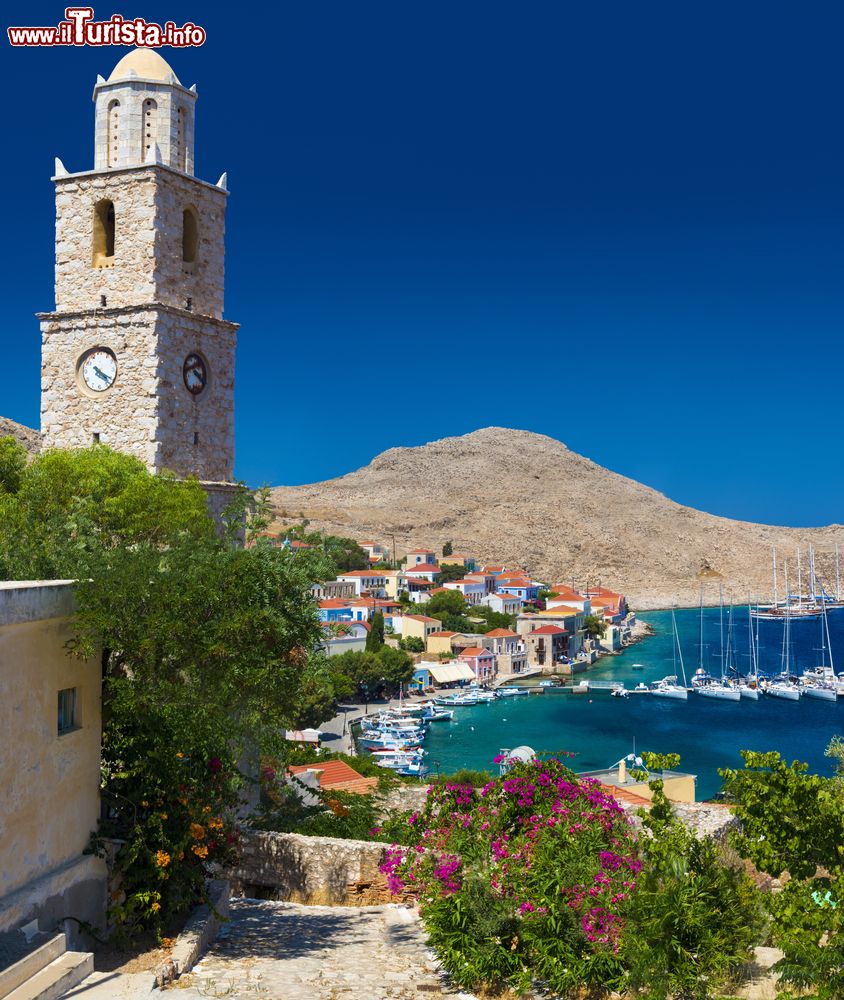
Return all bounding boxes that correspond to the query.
[183,353,208,395]
[81,349,117,392]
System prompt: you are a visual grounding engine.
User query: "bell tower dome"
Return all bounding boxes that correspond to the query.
[93,48,197,174]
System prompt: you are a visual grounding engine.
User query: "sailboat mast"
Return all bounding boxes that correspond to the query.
[672,607,687,688]
[773,547,779,606]
[699,586,704,671]
[796,548,802,610]
[719,583,725,677]
[747,602,757,679]
[837,544,841,603]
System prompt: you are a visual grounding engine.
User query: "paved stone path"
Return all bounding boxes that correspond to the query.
[170,899,461,999]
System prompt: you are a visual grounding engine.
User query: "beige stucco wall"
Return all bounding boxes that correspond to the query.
[0,582,106,931]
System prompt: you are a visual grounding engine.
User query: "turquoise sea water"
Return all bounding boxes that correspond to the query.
[422,606,844,798]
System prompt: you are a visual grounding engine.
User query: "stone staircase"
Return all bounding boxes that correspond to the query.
[0,931,93,1000]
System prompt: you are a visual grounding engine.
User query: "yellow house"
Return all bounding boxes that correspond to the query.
[381,570,406,601]
[425,630,460,655]
[0,581,106,939]
[397,614,443,645]
[440,554,477,571]
[579,757,697,804]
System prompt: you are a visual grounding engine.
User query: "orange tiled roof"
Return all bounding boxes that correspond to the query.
[405,563,441,573]
[485,628,520,637]
[289,761,378,794]
[531,624,567,635]
[460,646,493,657]
[428,630,458,637]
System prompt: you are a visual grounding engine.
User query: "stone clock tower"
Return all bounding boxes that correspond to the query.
[38,48,237,513]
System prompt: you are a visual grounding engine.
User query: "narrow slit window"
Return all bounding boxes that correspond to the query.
[182,207,198,264]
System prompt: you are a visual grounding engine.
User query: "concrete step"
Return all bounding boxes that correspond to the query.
[0,935,66,999]
[4,952,93,1000]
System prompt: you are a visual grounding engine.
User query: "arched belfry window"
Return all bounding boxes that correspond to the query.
[142,98,157,162]
[107,100,120,168]
[182,207,198,272]
[93,199,115,267]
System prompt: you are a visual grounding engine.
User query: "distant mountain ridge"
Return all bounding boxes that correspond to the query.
[269,427,844,610]
[0,417,42,454]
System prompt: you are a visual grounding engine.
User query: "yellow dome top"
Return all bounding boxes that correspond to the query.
[108,48,180,84]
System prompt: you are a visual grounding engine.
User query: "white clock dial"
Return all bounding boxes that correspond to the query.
[81,350,117,392]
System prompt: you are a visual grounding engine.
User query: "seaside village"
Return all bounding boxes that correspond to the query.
[263,535,635,691]
[1,47,801,1000]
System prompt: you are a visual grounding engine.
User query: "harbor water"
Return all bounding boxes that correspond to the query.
[421,606,844,798]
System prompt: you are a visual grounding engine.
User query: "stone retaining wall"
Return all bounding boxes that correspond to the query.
[231,831,412,907]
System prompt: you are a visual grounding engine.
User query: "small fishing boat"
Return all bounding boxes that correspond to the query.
[611,686,629,699]
[496,686,529,698]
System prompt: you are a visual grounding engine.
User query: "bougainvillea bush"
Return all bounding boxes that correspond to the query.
[379,756,639,995]
[379,755,763,998]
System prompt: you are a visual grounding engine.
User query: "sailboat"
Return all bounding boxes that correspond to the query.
[764,559,802,702]
[736,603,760,700]
[801,598,838,701]
[693,586,740,701]
[649,608,689,700]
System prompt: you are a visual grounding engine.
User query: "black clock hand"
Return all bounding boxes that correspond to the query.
[93,365,110,381]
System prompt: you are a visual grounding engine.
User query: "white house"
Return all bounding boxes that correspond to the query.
[336,570,389,598]
[443,579,486,606]
[482,592,523,615]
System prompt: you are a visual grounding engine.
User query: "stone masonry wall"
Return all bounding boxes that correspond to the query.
[231,831,413,907]
[53,165,227,320]
[39,305,236,481]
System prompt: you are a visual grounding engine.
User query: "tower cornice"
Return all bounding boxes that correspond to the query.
[51,162,229,197]
[36,302,239,332]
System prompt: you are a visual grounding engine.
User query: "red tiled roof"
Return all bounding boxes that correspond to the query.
[319,599,352,609]
[485,628,520,637]
[600,783,651,808]
[289,761,378,794]
[428,630,458,637]
[460,646,493,657]
[403,614,441,623]
[407,549,436,555]
[531,624,567,635]
[405,563,441,574]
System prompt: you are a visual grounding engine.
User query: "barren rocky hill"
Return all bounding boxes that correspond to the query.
[0,417,41,455]
[270,428,844,610]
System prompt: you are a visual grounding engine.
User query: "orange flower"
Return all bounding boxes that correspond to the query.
[192,844,209,858]
[176,752,185,759]
[155,851,171,868]
[208,817,224,830]
[189,823,206,840]
[203,805,212,814]
[159,813,168,821]
[150,901,161,912]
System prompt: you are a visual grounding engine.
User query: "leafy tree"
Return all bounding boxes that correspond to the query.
[437,563,469,584]
[366,611,385,651]
[426,589,467,617]
[623,760,764,999]
[473,605,517,631]
[400,635,425,653]
[0,436,27,494]
[584,614,607,640]
[377,645,415,690]
[0,446,213,580]
[442,540,453,557]
[719,749,844,1000]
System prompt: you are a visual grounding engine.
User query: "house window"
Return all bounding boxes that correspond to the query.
[58,687,79,734]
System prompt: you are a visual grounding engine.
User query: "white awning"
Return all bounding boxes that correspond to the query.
[426,662,476,684]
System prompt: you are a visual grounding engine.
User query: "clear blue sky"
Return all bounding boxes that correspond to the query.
[4,2,844,526]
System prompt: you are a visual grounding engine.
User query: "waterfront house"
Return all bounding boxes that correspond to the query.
[527,607,586,658]
[523,623,569,671]
[424,661,476,689]
[484,628,529,675]
[584,586,626,621]
[458,646,497,683]
[546,585,591,614]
